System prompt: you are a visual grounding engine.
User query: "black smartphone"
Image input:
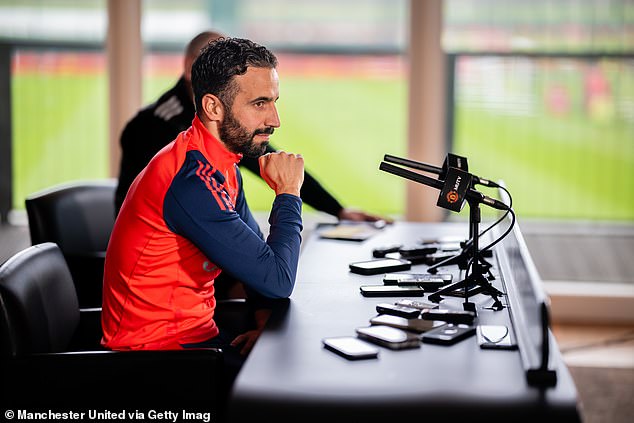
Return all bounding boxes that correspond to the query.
[421,324,476,346]
[423,251,460,265]
[372,244,403,258]
[376,302,421,319]
[476,325,517,350]
[349,258,412,276]
[398,245,438,257]
[383,273,453,289]
[384,252,431,265]
[356,325,420,350]
[421,309,476,325]
[370,314,437,333]
[360,285,425,297]
[322,336,380,360]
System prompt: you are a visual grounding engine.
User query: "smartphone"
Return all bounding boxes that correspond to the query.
[370,314,436,333]
[349,258,412,276]
[476,325,517,350]
[419,236,465,245]
[360,285,425,297]
[356,325,420,350]
[398,274,452,290]
[376,302,421,318]
[383,273,453,289]
[322,336,380,360]
[423,251,461,265]
[421,324,476,346]
[436,242,462,252]
[372,244,403,258]
[420,309,476,325]
[384,252,433,265]
[394,299,438,311]
[398,245,438,257]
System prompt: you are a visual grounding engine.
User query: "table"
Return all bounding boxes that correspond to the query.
[226,222,580,422]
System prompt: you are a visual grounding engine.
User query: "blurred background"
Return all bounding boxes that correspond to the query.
[1,0,632,222]
[0,2,632,420]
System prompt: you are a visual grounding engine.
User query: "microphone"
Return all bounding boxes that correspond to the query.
[383,154,498,188]
[383,154,441,174]
[379,162,509,211]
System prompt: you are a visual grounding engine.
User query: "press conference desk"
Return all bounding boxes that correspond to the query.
[226,222,581,422]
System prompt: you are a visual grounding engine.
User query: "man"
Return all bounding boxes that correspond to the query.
[102,38,302,358]
[115,30,387,223]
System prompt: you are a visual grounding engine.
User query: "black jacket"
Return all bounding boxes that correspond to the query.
[115,77,343,216]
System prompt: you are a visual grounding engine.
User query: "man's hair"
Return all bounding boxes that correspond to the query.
[191,37,278,118]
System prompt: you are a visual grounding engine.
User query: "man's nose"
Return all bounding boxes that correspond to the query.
[266,104,281,128]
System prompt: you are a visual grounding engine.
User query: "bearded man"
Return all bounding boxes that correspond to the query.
[101,38,304,367]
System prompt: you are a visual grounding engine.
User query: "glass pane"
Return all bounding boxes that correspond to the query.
[260,54,407,215]
[445,0,634,221]
[3,0,108,210]
[12,50,108,209]
[452,56,634,220]
[444,0,634,53]
[140,0,408,216]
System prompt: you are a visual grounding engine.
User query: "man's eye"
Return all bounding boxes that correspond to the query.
[254,101,265,108]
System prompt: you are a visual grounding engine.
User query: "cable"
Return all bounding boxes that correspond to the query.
[477,184,514,252]
[481,206,516,252]
[479,184,513,239]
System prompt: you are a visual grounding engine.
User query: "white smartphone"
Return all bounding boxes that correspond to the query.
[356,325,420,350]
[322,336,379,360]
[369,314,437,333]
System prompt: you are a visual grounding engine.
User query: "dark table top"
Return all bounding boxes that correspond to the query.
[227,222,580,422]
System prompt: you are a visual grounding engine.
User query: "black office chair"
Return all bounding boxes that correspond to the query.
[25,180,116,308]
[0,243,225,411]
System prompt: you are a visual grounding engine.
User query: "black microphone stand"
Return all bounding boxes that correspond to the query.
[427,197,504,312]
[384,153,495,276]
[426,210,494,276]
[378,160,506,312]
[426,224,493,274]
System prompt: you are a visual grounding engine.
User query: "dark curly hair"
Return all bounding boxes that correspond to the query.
[191,37,278,118]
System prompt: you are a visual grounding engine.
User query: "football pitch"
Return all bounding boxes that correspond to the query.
[11,73,634,221]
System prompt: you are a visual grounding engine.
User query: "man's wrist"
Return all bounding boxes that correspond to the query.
[276,187,301,197]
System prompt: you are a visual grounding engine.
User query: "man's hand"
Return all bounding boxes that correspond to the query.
[259,151,304,197]
[230,308,272,355]
[230,329,263,356]
[338,208,394,224]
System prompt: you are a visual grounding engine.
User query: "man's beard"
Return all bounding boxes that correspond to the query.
[219,110,274,158]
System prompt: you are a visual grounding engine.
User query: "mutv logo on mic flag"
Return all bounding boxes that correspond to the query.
[447,190,460,204]
[437,167,473,212]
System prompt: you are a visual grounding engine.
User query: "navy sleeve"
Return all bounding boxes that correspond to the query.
[163,151,302,299]
[234,166,264,240]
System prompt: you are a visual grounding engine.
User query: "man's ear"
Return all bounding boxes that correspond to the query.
[201,94,224,122]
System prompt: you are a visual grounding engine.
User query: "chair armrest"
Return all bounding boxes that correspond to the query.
[63,252,106,308]
[68,307,103,350]
[65,251,107,260]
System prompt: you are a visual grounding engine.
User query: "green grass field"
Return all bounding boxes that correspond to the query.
[454,106,634,220]
[12,73,109,202]
[11,70,634,221]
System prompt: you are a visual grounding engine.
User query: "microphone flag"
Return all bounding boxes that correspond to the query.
[437,166,473,212]
[440,153,468,180]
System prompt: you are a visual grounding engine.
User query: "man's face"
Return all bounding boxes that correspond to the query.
[219,67,281,158]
